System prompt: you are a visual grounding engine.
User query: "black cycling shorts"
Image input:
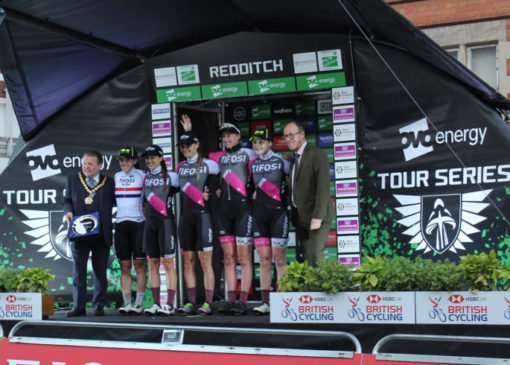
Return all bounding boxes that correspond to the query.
[143,215,176,259]
[217,200,253,245]
[252,205,289,247]
[178,210,213,252]
[115,220,146,260]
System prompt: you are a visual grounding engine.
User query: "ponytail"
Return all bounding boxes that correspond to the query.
[161,159,168,192]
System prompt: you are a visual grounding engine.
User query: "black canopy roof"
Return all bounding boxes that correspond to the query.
[1,0,508,140]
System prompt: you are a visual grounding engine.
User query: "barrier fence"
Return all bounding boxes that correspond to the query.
[1,321,509,364]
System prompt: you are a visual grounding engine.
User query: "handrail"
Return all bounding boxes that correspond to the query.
[9,320,362,357]
[373,333,510,365]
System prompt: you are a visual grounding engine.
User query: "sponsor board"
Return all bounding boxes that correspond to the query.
[305,134,316,146]
[151,103,171,120]
[296,72,346,91]
[325,148,334,164]
[338,254,360,269]
[337,216,359,234]
[177,64,200,85]
[163,155,173,170]
[272,135,288,151]
[337,235,360,253]
[332,86,354,105]
[270,292,339,323]
[297,116,317,133]
[287,231,296,247]
[238,122,250,137]
[295,101,316,116]
[336,179,358,197]
[248,77,296,95]
[317,115,333,131]
[340,291,415,324]
[152,138,172,154]
[292,52,318,74]
[317,132,334,148]
[152,121,171,137]
[251,104,271,120]
[324,246,337,261]
[272,119,291,135]
[416,291,510,325]
[334,142,357,160]
[251,120,272,134]
[326,230,338,247]
[209,59,284,79]
[0,293,42,320]
[333,105,355,123]
[201,81,248,99]
[317,99,332,115]
[336,198,359,216]
[272,105,294,118]
[156,86,201,102]
[154,67,177,87]
[317,49,343,71]
[334,123,356,142]
[335,161,357,179]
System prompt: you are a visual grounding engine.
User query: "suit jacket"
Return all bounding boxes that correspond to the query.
[289,144,334,229]
[63,173,115,247]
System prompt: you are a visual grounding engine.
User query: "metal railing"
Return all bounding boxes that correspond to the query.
[373,333,510,365]
[9,320,361,358]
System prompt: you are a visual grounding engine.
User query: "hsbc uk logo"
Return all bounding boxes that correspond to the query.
[449,294,464,304]
[299,295,313,304]
[399,118,487,162]
[26,144,61,181]
[6,295,17,303]
[367,294,381,304]
[394,189,492,254]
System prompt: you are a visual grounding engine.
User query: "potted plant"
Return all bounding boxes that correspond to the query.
[7,267,56,318]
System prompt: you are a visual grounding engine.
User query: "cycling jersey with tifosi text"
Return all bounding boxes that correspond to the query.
[114,168,145,223]
[249,150,290,208]
[210,145,257,202]
[143,166,179,217]
[177,155,220,211]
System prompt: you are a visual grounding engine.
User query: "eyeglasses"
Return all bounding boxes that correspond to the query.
[282,131,303,140]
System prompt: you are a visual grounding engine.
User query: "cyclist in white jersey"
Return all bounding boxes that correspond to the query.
[114,147,146,314]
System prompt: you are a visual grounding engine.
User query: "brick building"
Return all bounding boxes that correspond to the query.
[388,0,510,100]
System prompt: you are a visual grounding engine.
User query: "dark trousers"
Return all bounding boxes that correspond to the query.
[71,237,109,310]
[292,208,330,267]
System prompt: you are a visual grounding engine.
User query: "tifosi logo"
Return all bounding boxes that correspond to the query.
[299,295,313,304]
[399,119,487,162]
[367,294,381,304]
[26,145,61,181]
[6,295,17,303]
[449,295,464,304]
[394,189,492,254]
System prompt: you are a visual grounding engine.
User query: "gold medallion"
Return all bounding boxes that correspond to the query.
[84,196,93,205]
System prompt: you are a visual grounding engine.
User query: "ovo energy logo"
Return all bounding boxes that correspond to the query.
[399,118,433,162]
[26,144,61,181]
[399,118,487,162]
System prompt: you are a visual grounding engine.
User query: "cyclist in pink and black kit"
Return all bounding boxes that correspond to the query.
[176,129,220,316]
[210,123,257,316]
[249,128,290,315]
[141,144,180,316]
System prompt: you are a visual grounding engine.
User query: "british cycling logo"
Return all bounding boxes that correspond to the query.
[26,144,61,181]
[399,118,487,162]
[20,209,73,261]
[394,189,491,254]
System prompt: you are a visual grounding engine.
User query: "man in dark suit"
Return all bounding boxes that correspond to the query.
[63,150,115,317]
[284,121,334,267]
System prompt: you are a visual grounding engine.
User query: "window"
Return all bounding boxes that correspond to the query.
[444,48,459,61]
[467,44,498,89]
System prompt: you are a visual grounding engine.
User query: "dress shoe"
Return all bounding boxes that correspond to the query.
[94,307,105,316]
[67,309,86,317]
